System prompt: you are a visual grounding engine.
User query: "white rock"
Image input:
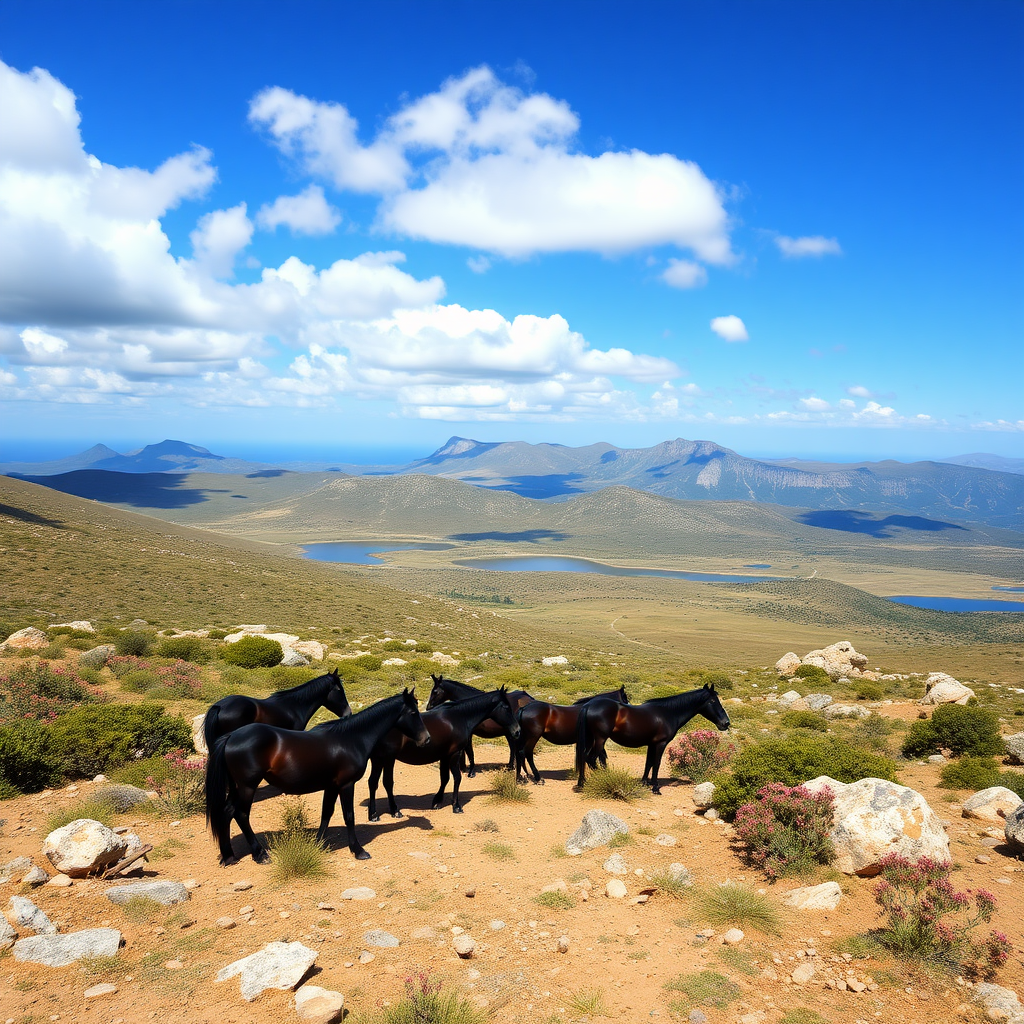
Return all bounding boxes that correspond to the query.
[50,620,95,632]
[295,984,344,1023]
[280,649,310,667]
[928,754,947,765]
[0,856,34,883]
[801,641,869,680]
[0,916,16,951]
[1005,804,1024,852]
[654,833,677,846]
[557,935,570,953]
[722,928,744,945]
[453,933,476,958]
[605,879,628,899]
[84,982,118,999]
[105,881,190,906]
[22,866,48,886]
[1004,733,1024,766]
[602,853,627,875]
[781,882,843,911]
[291,640,326,662]
[362,929,398,948]
[791,963,816,985]
[963,787,1023,824]
[541,878,567,893]
[13,928,122,966]
[665,863,692,886]
[789,693,833,712]
[801,776,950,875]
[565,810,629,855]
[216,941,318,1002]
[382,658,408,667]
[192,713,208,756]
[779,690,802,705]
[824,704,871,719]
[429,652,460,667]
[339,887,376,901]
[775,653,801,676]
[7,896,56,934]
[704,808,720,821]
[43,819,127,878]
[0,626,48,650]
[972,982,1024,1024]
[919,672,976,705]
[691,782,716,809]
[47,874,72,888]
[489,919,505,931]
[542,655,569,666]
[225,629,297,646]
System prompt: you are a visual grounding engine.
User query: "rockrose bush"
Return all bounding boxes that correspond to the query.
[0,661,102,724]
[108,656,203,698]
[874,854,1012,978]
[155,748,206,816]
[221,635,284,669]
[667,729,735,783]
[733,783,835,880]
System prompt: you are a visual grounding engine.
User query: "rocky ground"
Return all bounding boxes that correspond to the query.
[2,725,1023,1024]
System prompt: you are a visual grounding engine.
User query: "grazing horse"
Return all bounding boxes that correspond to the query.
[367,687,522,819]
[425,674,534,776]
[205,689,428,864]
[203,668,351,751]
[574,684,731,795]
[516,687,631,785]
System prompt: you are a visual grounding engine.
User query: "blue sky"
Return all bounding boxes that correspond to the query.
[0,0,1020,463]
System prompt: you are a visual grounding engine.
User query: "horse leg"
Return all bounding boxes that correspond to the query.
[641,746,655,785]
[317,787,337,844]
[340,783,370,860]
[383,759,402,818]
[504,732,517,773]
[450,753,465,813]
[650,743,668,796]
[524,737,543,785]
[464,739,477,778]
[367,759,383,822]
[233,784,269,863]
[431,759,451,810]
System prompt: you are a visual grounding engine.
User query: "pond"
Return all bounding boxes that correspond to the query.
[300,541,454,565]
[455,555,783,584]
[888,596,1024,613]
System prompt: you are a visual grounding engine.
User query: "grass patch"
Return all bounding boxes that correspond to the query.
[549,842,568,859]
[149,837,187,861]
[608,831,634,848]
[781,1011,831,1024]
[534,890,576,910]
[119,896,163,922]
[489,770,531,803]
[568,987,607,1017]
[581,767,646,802]
[663,969,740,1011]
[716,946,760,976]
[268,800,330,883]
[482,841,515,862]
[474,818,499,832]
[46,797,115,832]
[371,976,486,1024]
[697,883,781,935]
[832,934,880,958]
[649,869,693,901]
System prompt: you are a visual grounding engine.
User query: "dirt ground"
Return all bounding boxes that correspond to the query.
[2,722,1023,1024]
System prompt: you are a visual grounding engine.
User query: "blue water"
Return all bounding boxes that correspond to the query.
[300,541,454,564]
[456,555,782,584]
[993,586,1024,593]
[743,564,772,569]
[889,596,1024,613]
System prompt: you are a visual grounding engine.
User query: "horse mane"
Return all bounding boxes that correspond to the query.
[642,686,715,707]
[433,676,483,698]
[319,691,407,734]
[265,670,334,703]
[428,688,501,718]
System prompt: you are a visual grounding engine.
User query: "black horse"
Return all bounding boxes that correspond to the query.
[516,687,631,785]
[574,684,730,795]
[203,668,351,751]
[367,687,521,819]
[425,674,534,776]
[205,689,428,864]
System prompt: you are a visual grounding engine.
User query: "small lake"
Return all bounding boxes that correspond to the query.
[888,596,1024,613]
[993,585,1024,593]
[300,541,454,565]
[456,555,783,584]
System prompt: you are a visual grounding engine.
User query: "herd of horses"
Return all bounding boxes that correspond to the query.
[203,669,731,865]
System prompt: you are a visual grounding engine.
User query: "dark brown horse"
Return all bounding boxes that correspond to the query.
[425,674,534,776]
[367,687,521,819]
[574,684,730,795]
[203,668,351,751]
[205,689,428,864]
[516,686,631,784]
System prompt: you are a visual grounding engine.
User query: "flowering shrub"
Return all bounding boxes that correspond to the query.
[154,748,206,816]
[0,661,101,724]
[666,729,735,783]
[874,854,1011,978]
[109,656,203,698]
[733,783,835,881]
[376,972,485,1024]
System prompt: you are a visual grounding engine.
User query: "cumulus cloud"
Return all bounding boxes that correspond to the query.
[256,185,341,235]
[846,384,872,398]
[661,259,708,289]
[710,315,748,342]
[799,396,830,411]
[190,204,254,278]
[775,235,843,258]
[249,67,733,263]
[466,255,491,274]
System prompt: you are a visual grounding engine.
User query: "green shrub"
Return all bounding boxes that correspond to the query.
[114,630,155,657]
[855,682,884,701]
[353,654,382,671]
[664,969,740,1011]
[156,636,211,664]
[47,797,116,832]
[122,669,160,693]
[793,664,831,685]
[713,736,898,818]
[939,755,1002,791]
[482,841,515,861]
[697,883,781,934]
[534,890,575,910]
[489,770,531,803]
[781,710,829,732]
[902,704,1004,759]
[109,755,175,788]
[269,800,330,882]
[699,670,734,690]
[0,719,62,794]
[581,767,646,802]
[0,661,99,723]
[221,635,283,669]
[381,640,406,651]
[372,974,485,1024]
[49,704,192,778]
[207,629,228,640]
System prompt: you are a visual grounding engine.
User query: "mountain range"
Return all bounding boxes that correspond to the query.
[5,436,1024,529]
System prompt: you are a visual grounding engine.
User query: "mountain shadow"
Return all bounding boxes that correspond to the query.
[14,471,222,509]
[0,502,66,529]
[446,529,571,543]
[798,509,968,538]
[473,473,587,499]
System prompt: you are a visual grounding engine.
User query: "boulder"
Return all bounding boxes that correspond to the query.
[1005,804,1024,853]
[542,655,569,667]
[7,895,57,934]
[225,629,298,646]
[0,917,16,951]
[565,810,630,855]
[781,882,843,911]
[824,704,871,720]
[295,985,344,1023]
[789,694,832,712]
[192,713,208,756]
[105,881,190,906]
[291,640,326,662]
[43,819,127,878]
[216,941,318,1002]
[13,928,122,966]
[779,690,801,705]
[0,626,48,651]
[1004,732,1024,766]
[78,646,117,672]
[962,787,1023,824]
[800,776,949,875]
[919,672,975,706]
[0,856,34,884]
[692,782,716,809]
[801,641,869,680]
[972,982,1024,1024]
[280,650,310,667]
[49,620,95,633]
[775,653,801,677]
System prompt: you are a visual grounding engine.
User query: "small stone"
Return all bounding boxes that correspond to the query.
[703,808,720,821]
[691,782,716,810]
[410,926,436,940]
[564,810,630,855]
[165,960,184,970]
[232,880,253,891]
[980,837,1001,849]
[848,980,867,992]
[357,951,375,964]
[557,935,570,953]
[688,1010,709,1024]
[22,866,49,886]
[654,833,677,847]
[489,920,505,931]
[216,917,236,930]
[181,879,200,890]
[721,928,744,945]
[294,984,344,1023]
[363,929,399,948]
[464,888,476,898]
[84,983,118,999]
[603,853,627,875]
[453,933,476,958]
[0,917,15,951]
[605,879,628,899]
[791,963,816,985]
[976,855,992,864]
[316,902,334,911]
[239,905,254,915]
[340,887,376,901]
[7,896,57,935]
[781,882,843,911]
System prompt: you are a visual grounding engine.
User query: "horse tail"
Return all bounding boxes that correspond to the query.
[574,704,591,787]
[204,734,232,848]
[202,703,221,754]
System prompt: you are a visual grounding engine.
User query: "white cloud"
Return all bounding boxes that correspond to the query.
[775,235,842,258]
[256,185,340,235]
[846,384,872,398]
[799,396,830,411]
[250,67,733,262]
[661,259,708,289]
[466,255,491,274]
[710,315,748,342]
[190,204,253,278]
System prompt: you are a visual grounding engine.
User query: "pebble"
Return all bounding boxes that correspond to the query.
[340,887,376,901]
[357,951,375,964]
[976,855,992,864]
[654,833,677,847]
[47,874,72,888]
[722,928,744,945]
[231,880,253,892]
[238,905,254,915]
[605,879,628,899]
[453,934,476,958]
[317,902,335,911]
[216,917,236,930]
[164,960,184,971]
[557,935,570,953]
[791,964,816,985]
[84,983,117,1000]
[181,879,200,890]
[489,920,505,931]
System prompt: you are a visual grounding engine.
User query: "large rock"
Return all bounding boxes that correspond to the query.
[49,620,95,633]
[7,896,57,934]
[963,787,1023,824]
[781,882,843,911]
[224,629,298,646]
[78,644,116,669]
[775,653,801,677]
[824,704,871,720]
[1005,804,1024,853]
[801,641,869,680]
[789,694,833,712]
[0,856,34,884]
[295,985,344,1023]
[0,916,15,951]
[13,928,122,966]
[919,672,975,706]
[216,941,318,1002]
[692,782,716,809]
[291,640,326,662]
[280,650,310,667]
[0,626,48,651]
[801,776,950,876]
[43,819,128,878]
[972,983,1024,1024]
[1004,732,1024,766]
[105,881,190,906]
[565,810,630,855]
[192,713,208,756]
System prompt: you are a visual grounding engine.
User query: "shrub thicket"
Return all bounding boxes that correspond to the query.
[939,755,1002,791]
[793,664,831,686]
[713,735,898,818]
[780,710,829,732]
[902,704,1004,759]
[0,720,62,797]
[0,661,99,723]
[156,636,211,664]
[221,635,284,669]
[666,729,735,782]
[114,630,155,657]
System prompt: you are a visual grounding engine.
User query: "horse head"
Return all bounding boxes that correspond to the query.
[325,668,352,718]
[493,685,522,740]
[400,687,431,747]
[425,673,449,710]
[619,685,631,704]
[701,682,731,731]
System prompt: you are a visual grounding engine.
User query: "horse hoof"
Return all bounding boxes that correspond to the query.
[219,856,239,867]
[253,850,270,865]
[391,811,404,819]
[466,771,476,779]
[536,778,545,786]
[368,814,381,822]
[354,849,371,861]
[430,801,443,810]
[452,805,463,814]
